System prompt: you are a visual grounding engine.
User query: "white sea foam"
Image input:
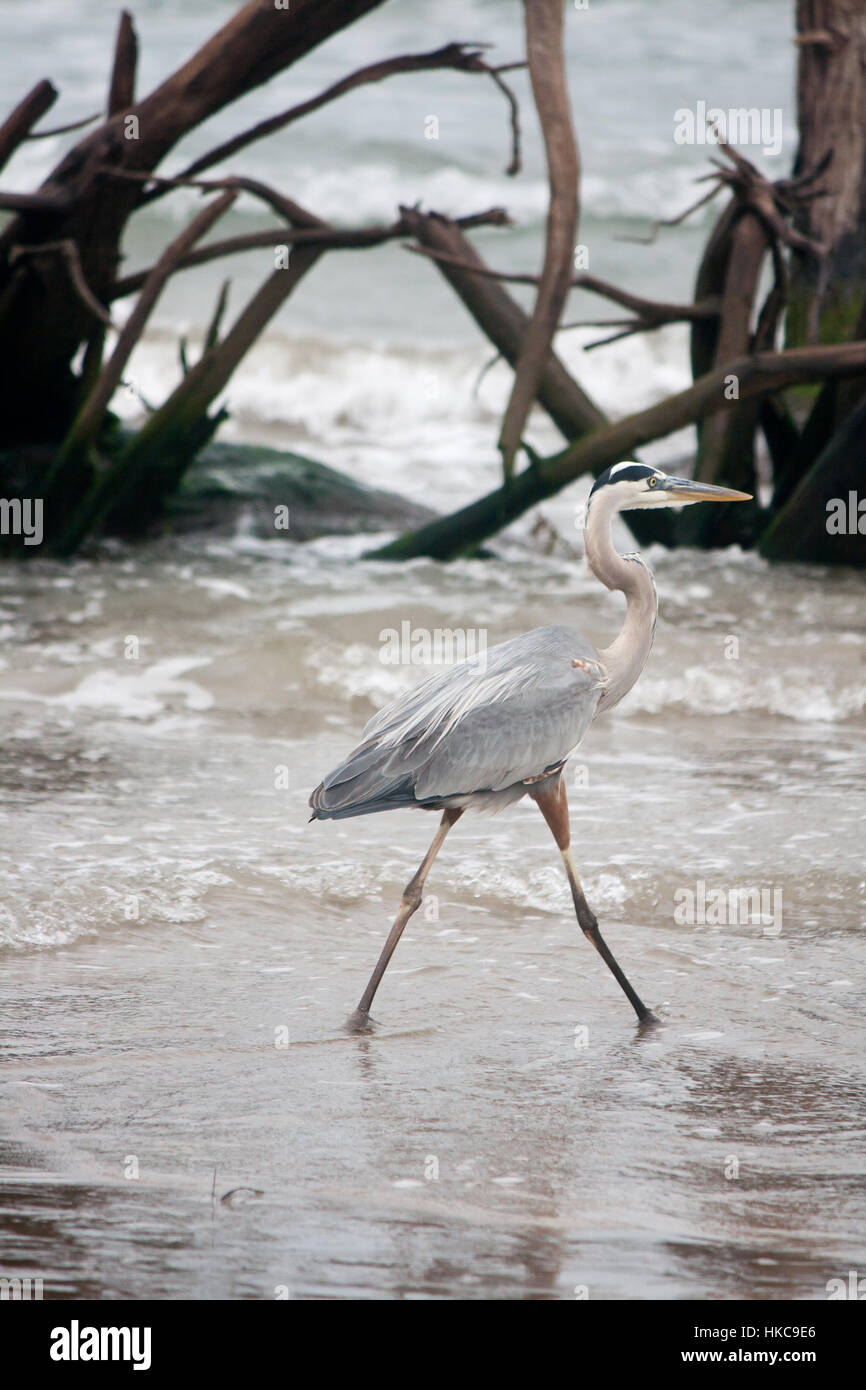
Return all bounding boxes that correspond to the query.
[0,657,214,720]
[113,322,691,515]
[627,666,866,724]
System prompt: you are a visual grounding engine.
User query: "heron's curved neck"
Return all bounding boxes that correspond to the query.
[584,490,657,713]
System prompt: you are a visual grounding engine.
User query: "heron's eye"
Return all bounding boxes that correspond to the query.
[647,477,658,488]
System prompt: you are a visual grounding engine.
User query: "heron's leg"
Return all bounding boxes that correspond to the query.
[530,778,657,1025]
[346,808,463,1032]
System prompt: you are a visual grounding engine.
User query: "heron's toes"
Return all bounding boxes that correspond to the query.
[637,1009,662,1031]
[344,1008,375,1035]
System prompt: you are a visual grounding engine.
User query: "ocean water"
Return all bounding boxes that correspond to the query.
[2,1,866,1302]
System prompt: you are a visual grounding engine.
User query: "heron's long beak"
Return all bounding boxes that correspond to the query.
[660,476,752,503]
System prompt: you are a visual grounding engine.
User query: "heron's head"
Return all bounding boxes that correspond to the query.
[588,462,752,511]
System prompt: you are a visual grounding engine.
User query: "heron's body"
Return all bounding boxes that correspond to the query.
[310,624,604,819]
[310,462,750,1030]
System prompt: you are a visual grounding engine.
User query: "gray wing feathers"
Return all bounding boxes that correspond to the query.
[313,626,603,815]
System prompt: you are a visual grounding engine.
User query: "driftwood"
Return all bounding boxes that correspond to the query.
[370,341,866,560]
[497,0,578,480]
[107,10,138,116]
[113,208,509,300]
[160,44,525,190]
[405,243,721,335]
[0,80,57,172]
[760,390,866,564]
[0,0,528,554]
[684,145,826,538]
[388,121,862,560]
[0,0,393,443]
[788,0,866,349]
[0,0,864,563]
[45,190,237,521]
[400,208,604,442]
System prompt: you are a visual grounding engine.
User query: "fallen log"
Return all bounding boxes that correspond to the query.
[370,340,866,560]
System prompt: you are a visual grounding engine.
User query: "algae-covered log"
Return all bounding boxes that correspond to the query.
[370,342,866,562]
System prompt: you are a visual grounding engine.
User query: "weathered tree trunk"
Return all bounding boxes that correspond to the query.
[693,211,769,491]
[682,205,770,548]
[0,0,386,444]
[760,390,866,564]
[498,0,578,479]
[787,0,866,348]
[762,0,866,564]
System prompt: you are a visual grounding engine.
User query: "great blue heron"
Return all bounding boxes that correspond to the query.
[310,463,751,1031]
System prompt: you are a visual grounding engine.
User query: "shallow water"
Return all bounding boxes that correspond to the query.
[1,534,865,1299]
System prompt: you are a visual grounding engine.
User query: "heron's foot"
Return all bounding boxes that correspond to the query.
[344,1007,375,1035]
[637,1008,662,1031]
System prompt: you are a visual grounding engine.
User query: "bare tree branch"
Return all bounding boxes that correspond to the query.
[24,112,101,139]
[498,0,578,479]
[753,235,788,351]
[481,64,522,175]
[45,190,236,487]
[371,340,866,561]
[618,181,726,245]
[146,43,522,194]
[0,189,72,212]
[108,10,138,116]
[9,239,114,326]
[204,278,231,354]
[0,79,57,172]
[708,142,826,258]
[405,242,719,323]
[101,166,313,225]
[582,325,645,351]
[774,147,832,198]
[112,206,511,300]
